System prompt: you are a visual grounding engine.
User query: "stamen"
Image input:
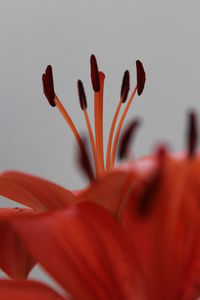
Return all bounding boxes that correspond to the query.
[77,136,95,182]
[118,119,140,159]
[156,144,168,164]
[136,60,146,96]
[121,70,130,103]
[55,94,95,182]
[42,65,56,107]
[139,145,167,216]
[54,94,93,182]
[110,86,137,168]
[42,58,147,181]
[90,54,100,92]
[77,80,101,177]
[54,94,82,146]
[42,74,48,99]
[42,66,95,180]
[106,70,130,170]
[77,80,87,110]
[110,61,146,167]
[94,71,105,173]
[139,169,162,216]
[187,111,198,158]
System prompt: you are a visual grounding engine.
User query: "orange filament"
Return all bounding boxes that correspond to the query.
[55,94,96,181]
[83,109,102,176]
[54,94,83,148]
[94,72,105,173]
[110,86,137,168]
[106,98,122,170]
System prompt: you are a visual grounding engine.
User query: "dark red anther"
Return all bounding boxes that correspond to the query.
[42,73,48,98]
[155,144,168,165]
[90,54,100,92]
[187,111,198,158]
[136,60,146,96]
[138,168,162,217]
[77,137,95,182]
[77,80,87,110]
[42,65,56,107]
[118,119,140,159]
[121,70,130,103]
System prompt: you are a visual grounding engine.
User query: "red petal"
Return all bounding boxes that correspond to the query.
[178,232,200,300]
[0,208,36,279]
[176,156,200,300]
[123,154,200,299]
[122,156,186,297]
[77,169,138,217]
[0,171,76,211]
[10,203,134,300]
[0,280,65,300]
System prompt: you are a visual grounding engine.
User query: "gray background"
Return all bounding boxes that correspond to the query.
[0,0,200,291]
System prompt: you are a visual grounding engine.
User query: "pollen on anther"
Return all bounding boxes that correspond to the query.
[90,54,100,92]
[136,60,146,96]
[77,80,87,110]
[121,70,130,103]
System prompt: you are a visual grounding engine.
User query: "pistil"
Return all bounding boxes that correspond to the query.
[90,55,105,174]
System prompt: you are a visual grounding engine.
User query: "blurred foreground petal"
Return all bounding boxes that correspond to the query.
[0,171,76,211]
[0,208,36,279]
[77,169,137,217]
[10,203,135,300]
[0,280,65,300]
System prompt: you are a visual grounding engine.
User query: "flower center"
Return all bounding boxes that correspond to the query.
[42,55,146,181]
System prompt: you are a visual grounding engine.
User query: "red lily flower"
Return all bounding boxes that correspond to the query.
[1,145,200,300]
[0,108,199,299]
[0,55,145,279]
[1,53,199,300]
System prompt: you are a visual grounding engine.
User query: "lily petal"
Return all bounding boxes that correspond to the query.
[0,171,76,211]
[77,169,137,217]
[0,208,36,279]
[176,157,200,300]
[10,203,134,300]
[0,280,65,300]
[123,154,200,299]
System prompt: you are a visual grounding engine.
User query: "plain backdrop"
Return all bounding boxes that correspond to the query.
[0,0,200,293]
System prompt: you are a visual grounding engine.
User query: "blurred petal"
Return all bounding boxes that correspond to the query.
[10,203,134,300]
[0,171,76,211]
[123,154,200,299]
[0,208,36,279]
[122,156,186,298]
[176,157,200,300]
[0,280,65,300]
[77,169,137,217]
